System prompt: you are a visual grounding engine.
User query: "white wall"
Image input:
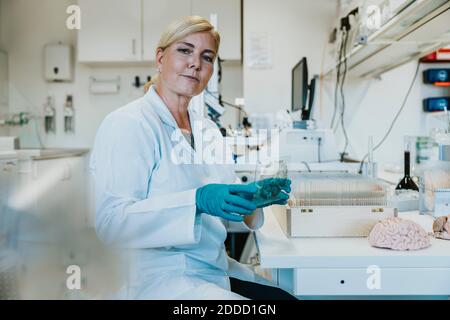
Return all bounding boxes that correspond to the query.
[243,0,449,168]
[320,61,450,166]
[2,0,242,148]
[220,62,244,128]
[243,0,336,113]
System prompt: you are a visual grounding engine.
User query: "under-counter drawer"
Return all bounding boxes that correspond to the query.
[292,268,450,296]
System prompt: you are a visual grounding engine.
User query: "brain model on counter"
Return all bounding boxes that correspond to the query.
[368,217,431,250]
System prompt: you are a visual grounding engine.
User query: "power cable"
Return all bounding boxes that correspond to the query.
[339,29,350,161]
[330,30,345,129]
[358,61,421,174]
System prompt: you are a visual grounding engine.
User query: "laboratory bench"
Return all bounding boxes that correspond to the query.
[255,206,450,299]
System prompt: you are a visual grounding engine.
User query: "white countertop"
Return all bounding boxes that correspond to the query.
[256,207,450,269]
[0,151,18,160]
[0,148,89,160]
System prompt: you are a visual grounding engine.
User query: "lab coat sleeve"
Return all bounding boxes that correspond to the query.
[226,256,256,282]
[243,208,264,231]
[91,113,201,249]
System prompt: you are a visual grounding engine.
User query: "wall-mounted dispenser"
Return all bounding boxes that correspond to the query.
[44,43,72,82]
[64,94,75,133]
[44,96,55,133]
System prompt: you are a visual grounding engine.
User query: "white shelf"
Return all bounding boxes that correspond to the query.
[324,0,450,78]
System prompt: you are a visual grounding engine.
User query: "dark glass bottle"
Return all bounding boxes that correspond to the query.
[396,150,419,191]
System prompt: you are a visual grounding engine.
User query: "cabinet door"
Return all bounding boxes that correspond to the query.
[142,0,192,61]
[191,0,241,60]
[78,0,142,62]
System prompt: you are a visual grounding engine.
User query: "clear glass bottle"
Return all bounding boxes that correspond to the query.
[418,160,450,215]
[367,136,374,178]
[64,94,75,133]
[44,96,55,133]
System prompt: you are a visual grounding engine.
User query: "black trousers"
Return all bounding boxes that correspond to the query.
[230,277,298,300]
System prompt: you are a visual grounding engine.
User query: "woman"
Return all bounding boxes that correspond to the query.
[90,16,292,299]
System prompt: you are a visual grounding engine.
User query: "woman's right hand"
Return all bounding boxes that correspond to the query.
[195,184,258,222]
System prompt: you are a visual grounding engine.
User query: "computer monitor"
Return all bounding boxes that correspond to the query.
[303,76,316,121]
[292,57,317,121]
[291,57,308,113]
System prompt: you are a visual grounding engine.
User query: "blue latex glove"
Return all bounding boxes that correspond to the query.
[241,178,291,208]
[196,184,258,222]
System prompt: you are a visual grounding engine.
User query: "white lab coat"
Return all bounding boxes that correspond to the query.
[90,86,267,299]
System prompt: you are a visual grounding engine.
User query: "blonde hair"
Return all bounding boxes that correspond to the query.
[144,16,220,93]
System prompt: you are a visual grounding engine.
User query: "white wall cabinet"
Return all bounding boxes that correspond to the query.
[77,0,142,62]
[142,0,192,61]
[78,0,241,63]
[191,0,241,61]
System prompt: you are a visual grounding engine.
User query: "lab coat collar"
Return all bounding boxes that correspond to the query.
[144,85,203,129]
[145,85,205,158]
